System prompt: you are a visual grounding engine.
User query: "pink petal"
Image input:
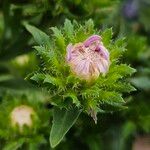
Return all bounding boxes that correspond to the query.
[84,35,101,47]
[97,45,109,60]
[66,44,73,61]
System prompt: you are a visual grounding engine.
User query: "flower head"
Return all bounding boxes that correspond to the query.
[66,35,110,81]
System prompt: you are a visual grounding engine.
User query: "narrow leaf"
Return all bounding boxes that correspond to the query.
[44,75,63,89]
[25,24,51,48]
[30,73,45,82]
[102,28,113,45]
[64,19,74,40]
[50,107,81,148]
[85,19,94,33]
[51,27,65,50]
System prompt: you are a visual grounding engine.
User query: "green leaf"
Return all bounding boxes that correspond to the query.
[44,75,64,89]
[75,26,88,42]
[99,91,125,105]
[110,46,125,60]
[63,93,80,107]
[34,46,61,73]
[34,46,53,62]
[85,19,94,33]
[30,73,45,82]
[24,24,51,48]
[64,19,74,40]
[3,139,24,150]
[51,27,65,50]
[115,37,126,47]
[112,82,136,93]
[110,64,136,76]
[101,28,112,46]
[131,76,150,90]
[50,107,81,148]
[0,75,14,82]
[82,86,100,99]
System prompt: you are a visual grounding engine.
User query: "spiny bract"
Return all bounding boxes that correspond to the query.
[26,19,136,122]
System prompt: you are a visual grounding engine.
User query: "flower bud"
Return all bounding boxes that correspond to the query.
[15,55,29,66]
[66,35,110,81]
[10,105,35,131]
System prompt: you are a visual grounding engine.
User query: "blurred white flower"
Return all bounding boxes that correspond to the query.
[14,54,29,66]
[66,35,110,81]
[10,105,35,131]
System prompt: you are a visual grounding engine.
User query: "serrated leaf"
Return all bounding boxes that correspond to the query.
[34,45,45,52]
[51,27,65,50]
[44,75,63,88]
[110,46,125,60]
[75,26,88,42]
[82,87,100,99]
[64,19,74,40]
[34,46,61,72]
[101,28,112,46]
[105,74,122,83]
[110,64,136,76]
[115,37,126,47]
[85,19,94,33]
[24,24,51,48]
[30,73,45,82]
[99,91,125,105]
[50,107,81,148]
[112,82,136,93]
[63,93,80,107]
[34,46,52,62]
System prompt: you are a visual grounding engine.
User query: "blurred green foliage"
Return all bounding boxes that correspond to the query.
[0,0,149,150]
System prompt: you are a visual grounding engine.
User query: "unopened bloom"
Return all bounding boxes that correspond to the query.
[66,35,110,81]
[10,105,35,131]
[14,54,29,66]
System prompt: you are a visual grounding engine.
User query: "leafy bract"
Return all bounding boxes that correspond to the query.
[26,19,135,116]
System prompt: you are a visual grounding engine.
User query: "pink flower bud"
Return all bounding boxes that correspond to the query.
[66,35,110,81]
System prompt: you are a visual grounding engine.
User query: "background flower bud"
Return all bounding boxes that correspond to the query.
[10,105,35,131]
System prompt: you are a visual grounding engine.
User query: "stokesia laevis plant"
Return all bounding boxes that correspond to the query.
[25,19,136,147]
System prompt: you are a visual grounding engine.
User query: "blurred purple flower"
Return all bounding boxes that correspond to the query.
[66,35,110,81]
[122,0,139,20]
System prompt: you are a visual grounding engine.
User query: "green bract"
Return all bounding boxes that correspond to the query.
[25,19,135,119]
